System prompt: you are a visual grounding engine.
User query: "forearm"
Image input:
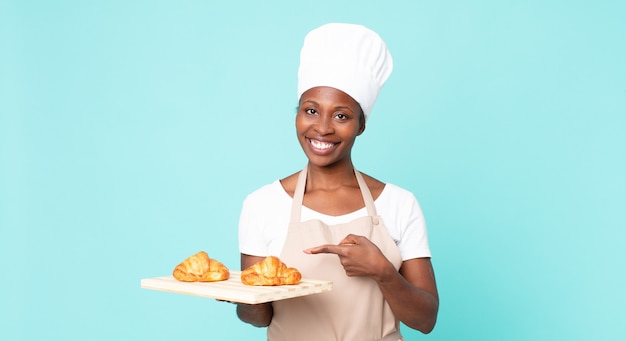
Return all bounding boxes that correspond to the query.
[236,302,273,327]
[375,261,439,333]
[237,254,273,327]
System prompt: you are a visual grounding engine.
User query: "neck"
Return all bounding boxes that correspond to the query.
[305,162,358,191]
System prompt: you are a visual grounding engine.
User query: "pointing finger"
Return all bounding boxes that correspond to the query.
[304,244,346,255]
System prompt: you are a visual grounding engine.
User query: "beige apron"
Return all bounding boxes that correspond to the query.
[268,167,404,341]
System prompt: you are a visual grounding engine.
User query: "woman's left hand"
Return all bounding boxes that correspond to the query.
[306,234,439,333]
[304,234,392,279]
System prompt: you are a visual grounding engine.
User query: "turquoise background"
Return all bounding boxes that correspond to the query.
[1,1,624,340]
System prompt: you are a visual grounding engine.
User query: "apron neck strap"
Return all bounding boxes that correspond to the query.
[290,168,308,223]
[354,169,378,217]
[290,166,378,223]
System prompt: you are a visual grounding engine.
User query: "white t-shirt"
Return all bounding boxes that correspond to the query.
[238,180,431,261]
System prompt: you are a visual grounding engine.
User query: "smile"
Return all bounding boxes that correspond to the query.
[308,138,336,151]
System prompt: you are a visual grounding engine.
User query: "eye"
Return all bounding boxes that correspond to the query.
[305,108,317,115]
[334,112,348,120]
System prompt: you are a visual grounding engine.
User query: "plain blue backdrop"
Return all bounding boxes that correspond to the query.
[1,1,624,340]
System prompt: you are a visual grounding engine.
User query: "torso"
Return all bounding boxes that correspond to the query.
[268,167,404,341]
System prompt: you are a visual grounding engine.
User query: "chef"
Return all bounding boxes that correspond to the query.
[236,23,439,341]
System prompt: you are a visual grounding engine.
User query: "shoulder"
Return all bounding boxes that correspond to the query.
[356,170,419,203]
[240,180,292,223]
[244,180,287,204]
[359,172,386,200]
[380,182,418,201]
[278,171,301,198]
[357,171,422,218]
[376,182,424,219]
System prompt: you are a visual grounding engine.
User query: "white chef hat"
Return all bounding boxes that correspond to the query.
[297,23,393,121]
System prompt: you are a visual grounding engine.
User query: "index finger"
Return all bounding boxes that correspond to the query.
[303,244,344,255]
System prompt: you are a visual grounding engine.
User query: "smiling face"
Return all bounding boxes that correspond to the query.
[296,86,365,168]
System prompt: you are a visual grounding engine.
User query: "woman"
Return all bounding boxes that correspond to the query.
[236,23,438,340]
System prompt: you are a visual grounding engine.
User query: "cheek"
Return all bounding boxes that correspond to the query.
[340,124,362,137]
[295,114,307,134]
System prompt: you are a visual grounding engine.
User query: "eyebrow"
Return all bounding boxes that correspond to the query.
[301,100,319,106]
[300,100,354,111]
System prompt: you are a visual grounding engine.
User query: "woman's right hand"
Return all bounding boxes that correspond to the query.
[236,302,273,327]
[236,254,274,327]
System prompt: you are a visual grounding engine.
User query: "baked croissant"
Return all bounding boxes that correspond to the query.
[241,256,302,286]
[172,251,230,282]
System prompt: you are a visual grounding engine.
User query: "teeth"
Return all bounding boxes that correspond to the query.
[310,139,334,150]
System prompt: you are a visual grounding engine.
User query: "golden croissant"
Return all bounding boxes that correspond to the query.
[172,251,230,282]
[241,256,301,286]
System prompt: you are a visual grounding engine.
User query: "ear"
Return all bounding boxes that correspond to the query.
[357,112,366,136]
[357,121,366,136]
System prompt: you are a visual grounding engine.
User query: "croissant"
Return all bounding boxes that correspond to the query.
[172,251,230,282]
[241,256,302,286]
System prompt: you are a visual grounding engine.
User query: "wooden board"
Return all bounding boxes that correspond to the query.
[141,271,332,304]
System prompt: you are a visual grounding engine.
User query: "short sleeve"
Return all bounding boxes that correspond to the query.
[377,184,431,261]
[238,193,268,257]
[396,193,431,260]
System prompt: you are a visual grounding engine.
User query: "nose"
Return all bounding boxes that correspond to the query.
[314,115,334,135]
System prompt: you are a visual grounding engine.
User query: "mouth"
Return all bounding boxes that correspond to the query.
[307,138,338,153]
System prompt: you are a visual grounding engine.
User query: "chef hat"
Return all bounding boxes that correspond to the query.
[297,23,393,121]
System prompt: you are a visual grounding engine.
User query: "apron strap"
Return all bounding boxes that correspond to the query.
[290,167,308,223]
[290,166,379,223]
[354,169,378,217]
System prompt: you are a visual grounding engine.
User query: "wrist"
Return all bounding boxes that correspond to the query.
[373,259,398,284]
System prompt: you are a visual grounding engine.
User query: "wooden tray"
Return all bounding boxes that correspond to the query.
[141,271,332,304]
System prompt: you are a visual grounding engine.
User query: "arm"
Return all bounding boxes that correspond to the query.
[235,253,274,327]
[304,234,438,333]
[378,257,438,333]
